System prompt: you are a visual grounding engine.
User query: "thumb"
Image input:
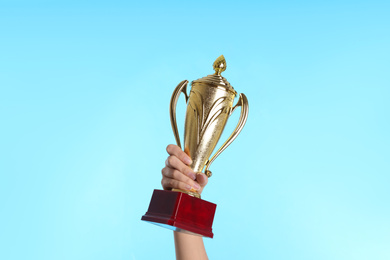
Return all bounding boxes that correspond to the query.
[196,172,208,188]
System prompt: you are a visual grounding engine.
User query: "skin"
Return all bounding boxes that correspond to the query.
[161,144,209,260]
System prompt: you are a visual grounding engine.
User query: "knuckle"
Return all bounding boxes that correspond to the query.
[161,179,170,190]
[172,170,184,180]
[164,168,173,178]
[167,156,175,166]
[161,179,167,189]
[166,144,174,154]
[171,170,178,179]
[182,167,190,175]
[161,167,169,176]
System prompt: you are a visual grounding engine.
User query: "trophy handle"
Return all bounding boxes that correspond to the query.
[204,93,249,177]
[169,80,189,149]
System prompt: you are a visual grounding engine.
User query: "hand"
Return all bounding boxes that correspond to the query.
[161,144,208,194]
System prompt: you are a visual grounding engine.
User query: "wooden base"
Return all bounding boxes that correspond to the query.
[141,189,217,238]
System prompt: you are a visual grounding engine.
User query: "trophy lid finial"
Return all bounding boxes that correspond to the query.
[213,55,227,75]
[192,55,236,96]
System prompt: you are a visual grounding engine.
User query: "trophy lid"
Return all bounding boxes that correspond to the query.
[192,55,237,96]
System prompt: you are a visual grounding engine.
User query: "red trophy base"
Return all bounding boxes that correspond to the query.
[141,189,217,238]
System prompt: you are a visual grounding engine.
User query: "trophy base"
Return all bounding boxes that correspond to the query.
[141,189,217,238]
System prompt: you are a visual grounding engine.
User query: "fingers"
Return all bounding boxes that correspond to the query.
[166,144,192,165]
[165,155,196,180]
[161,167,201,191]
[161,178,191,191]
[162,144,209,195]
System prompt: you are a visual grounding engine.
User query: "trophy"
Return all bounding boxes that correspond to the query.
[141,55,248,238]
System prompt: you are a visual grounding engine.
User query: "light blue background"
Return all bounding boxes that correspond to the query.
[1,1,389,259]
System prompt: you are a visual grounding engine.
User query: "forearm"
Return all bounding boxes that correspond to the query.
[174,232,208,260]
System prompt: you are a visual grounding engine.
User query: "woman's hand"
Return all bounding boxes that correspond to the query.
[162,144,209,260]
[161,144,208,194]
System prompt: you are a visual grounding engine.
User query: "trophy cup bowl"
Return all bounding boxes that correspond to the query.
[141,55,248,238]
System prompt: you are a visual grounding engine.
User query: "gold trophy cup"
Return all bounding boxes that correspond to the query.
[142,55,249,237]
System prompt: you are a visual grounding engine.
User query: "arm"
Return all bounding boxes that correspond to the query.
[174,232,208,260]
[161,144,209,260]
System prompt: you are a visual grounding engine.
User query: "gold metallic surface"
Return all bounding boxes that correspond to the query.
[169,56,249,197]
[169,80,189,149]
[171,188,201,199]
[213,55,227,75]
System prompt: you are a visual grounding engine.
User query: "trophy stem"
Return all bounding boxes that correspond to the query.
[172,188,201,199]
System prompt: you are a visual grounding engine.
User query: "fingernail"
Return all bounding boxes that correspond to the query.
[189,173,196,180]
[184,156,192,165]
[193,183,200,190]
